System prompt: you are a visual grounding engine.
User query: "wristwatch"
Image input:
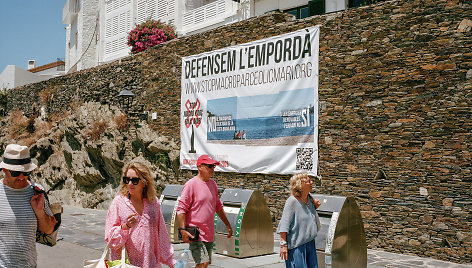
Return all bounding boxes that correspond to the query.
[280,240,287,246]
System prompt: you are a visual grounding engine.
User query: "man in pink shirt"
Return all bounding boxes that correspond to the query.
[177,155,232,268]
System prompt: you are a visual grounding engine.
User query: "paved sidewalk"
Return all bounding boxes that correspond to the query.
[36,206,472,268]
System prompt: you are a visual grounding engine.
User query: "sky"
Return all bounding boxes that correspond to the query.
[0,0,66,72]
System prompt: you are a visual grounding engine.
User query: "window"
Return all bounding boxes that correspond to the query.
[286,8,298,18]
[308,0,325,16]
[57,59,65,71]
[284,0,325,19]
[285,5,311,19]
[300,6,309,18]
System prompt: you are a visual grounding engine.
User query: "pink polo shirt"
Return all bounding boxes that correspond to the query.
[176,176,223,242]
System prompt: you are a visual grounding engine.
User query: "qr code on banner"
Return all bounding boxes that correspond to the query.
[296,148,314,170]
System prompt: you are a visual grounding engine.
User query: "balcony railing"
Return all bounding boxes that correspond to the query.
[63,0,80,24]
[181,0,237,34]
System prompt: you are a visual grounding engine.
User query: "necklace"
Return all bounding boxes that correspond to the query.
[296,196,309,205]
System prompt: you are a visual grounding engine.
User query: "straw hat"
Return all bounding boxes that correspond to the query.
[0,144,37,172]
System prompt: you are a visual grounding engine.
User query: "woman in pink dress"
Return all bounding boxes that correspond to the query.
[105,161,176,268]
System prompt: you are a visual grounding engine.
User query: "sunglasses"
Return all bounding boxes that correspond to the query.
[204,164,216,169]
[123,176,141,185]
[9,170,30,177]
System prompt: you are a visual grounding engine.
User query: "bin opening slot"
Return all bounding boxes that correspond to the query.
[161,199,178,223]
[315,212,334,251]
[317,211,333,217]
[223,202,242,207]
[216,205,241,234]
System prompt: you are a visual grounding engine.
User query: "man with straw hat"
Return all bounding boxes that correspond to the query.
[0,144,56,268]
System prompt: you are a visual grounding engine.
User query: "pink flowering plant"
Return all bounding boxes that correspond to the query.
[127,19,176,54]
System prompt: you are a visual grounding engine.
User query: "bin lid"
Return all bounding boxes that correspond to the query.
[220,188,254,205]
[162,184,184,197]
[312,194,348,213]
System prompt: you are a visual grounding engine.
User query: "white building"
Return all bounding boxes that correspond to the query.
[0,60,65,90]
[63,0,356,73]
[0,66,45,90]
[27,59,66,79]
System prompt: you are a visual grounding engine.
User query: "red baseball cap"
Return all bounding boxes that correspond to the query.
[197,155,220,166]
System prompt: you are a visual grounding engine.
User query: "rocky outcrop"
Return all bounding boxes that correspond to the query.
[0,102,179,209]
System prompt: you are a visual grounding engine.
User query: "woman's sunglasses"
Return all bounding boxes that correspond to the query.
[123,176,141,185]
[9,170,30,177]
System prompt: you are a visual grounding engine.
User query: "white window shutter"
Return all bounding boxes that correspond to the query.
[148,0,157,19]
[156,0,175,25]
[137,0,158,24]
[104,0,132,62]
[137,0,147,24]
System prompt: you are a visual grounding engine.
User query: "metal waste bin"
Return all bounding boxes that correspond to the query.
[214,189,273,258]
[313,194,367,268]
[159,185,184,243]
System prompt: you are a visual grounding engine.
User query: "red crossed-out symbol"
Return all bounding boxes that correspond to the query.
[185,99,201,128]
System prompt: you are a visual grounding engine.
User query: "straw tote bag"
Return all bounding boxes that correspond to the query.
[84,240,140,268]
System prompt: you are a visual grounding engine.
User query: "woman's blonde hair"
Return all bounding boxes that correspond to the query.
[290,172,309,197]
[119,161,156,202]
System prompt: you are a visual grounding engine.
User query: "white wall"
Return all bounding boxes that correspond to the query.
[0,66,48,90]
[34,67,65,78]
[65,0,100,72]
[80,0,99,70]
[68,14,79,72]
[279,0,307,10]
[254,0,279,16]
[326,0,346,13]
[254,0,308,16]
[254,0,346,16]
[65,25,71,72]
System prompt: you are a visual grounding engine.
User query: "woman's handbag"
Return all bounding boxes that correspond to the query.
[83,240,140,268]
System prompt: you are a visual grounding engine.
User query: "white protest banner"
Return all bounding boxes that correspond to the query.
[180,26,319,175]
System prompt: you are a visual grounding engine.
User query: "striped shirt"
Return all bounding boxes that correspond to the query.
[0,180,52,268]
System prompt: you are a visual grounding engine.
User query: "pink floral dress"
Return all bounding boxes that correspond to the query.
[105,195,176,268]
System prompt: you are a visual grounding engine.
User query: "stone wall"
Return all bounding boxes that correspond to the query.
[7,0,472,263]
